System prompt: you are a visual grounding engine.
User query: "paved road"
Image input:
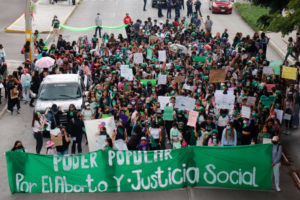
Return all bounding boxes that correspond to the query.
[1,0,300,199]
[0,0,26,63]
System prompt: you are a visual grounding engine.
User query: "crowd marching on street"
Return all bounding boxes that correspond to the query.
[2,0,300,192]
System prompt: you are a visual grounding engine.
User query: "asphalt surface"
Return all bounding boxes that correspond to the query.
[0,0,300,199]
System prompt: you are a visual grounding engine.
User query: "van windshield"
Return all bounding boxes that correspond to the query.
[38,83,81,100]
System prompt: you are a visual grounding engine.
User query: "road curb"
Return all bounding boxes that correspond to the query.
[4,2,79,34]
[0,104,7,119]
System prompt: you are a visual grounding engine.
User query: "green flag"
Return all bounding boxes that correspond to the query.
[163,106,174,120]
[146,48,153,60]
[269,60,281,75]
[194,56,206,62]
[260,95,276,107]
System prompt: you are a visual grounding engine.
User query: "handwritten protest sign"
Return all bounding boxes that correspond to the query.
[282,66,297,80]
[183,84,193,91]
[175,96,196,111]
[263,67,274,75]
[274,109,283,124]
[241,106,251,119]
[149,35,159,43]
[163,106,174,120]
[158,96,171,109]
[146,48,152,60]
[174,75,185,83]
[283,113,291,120]
[50,134,62,147]
[158,50,167,62]
[215,93,235,110]
[133,53,143,64]
[140,79,157,86]
[85,117,116,152]
[269,60,281,75]
[157,74,167,85]
[120,65,133,81]
[215,90,234,96]
[265,84,275,92]
[187,110,199,127]
[209,69,226,83]
[246,96,256,106]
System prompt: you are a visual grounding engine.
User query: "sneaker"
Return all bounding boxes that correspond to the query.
[275,186,281,192]
[17,110,20,114]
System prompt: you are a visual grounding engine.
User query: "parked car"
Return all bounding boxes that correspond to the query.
[209,0,233,14]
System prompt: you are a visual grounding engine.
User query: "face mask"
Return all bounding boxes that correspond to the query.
[132,102,135,105]
[227,83,231,87]
[197,89,201,93]
[226,125,230,130]
[243,120,247,124]
[133,82,137,85]
[141,97,145,101]
[113,88,117,92]
[152,89,155,92]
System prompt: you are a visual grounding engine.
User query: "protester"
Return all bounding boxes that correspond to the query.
[272,136,282,192]
[56,127,70,155]
[20,68,31,104]
[32,112,47,154]
[95,13,102,38]
[52,15,60,41]
[46,141,55,155]
[0,44,6,62]
[11,140,25,152]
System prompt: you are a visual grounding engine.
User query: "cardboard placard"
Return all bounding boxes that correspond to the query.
[282,66,297,80]
[51,134,63,147]
[209,69,226,83]
[174,75,185,83]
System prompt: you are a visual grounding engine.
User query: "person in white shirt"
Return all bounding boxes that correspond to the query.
[20,68,32,103]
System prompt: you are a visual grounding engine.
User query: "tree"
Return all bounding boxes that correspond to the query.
[252,0,300,35]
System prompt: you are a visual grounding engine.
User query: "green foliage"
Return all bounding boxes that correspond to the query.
[252,0,300,35]
[234,3,269,31]
[252,0,289,13]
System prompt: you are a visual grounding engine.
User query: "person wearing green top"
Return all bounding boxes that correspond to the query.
[284,37,296,63]
[170,123,182,149]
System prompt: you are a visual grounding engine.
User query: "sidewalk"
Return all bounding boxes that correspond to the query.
[5,0,78,33]
[234,0,297,63]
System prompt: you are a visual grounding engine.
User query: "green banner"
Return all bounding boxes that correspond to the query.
[6,145,272,193]
[59,24,128,32]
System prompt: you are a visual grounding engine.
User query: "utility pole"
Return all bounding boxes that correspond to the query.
[25,0,32,61]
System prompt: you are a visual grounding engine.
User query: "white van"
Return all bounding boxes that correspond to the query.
[35,74,85,113]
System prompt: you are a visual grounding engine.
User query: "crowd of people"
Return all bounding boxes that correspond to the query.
[1,5,300,191]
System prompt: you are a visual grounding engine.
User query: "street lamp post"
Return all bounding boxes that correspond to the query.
[25,0,32,61]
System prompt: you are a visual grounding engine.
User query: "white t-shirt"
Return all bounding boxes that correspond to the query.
[150,128,161,139]
[32,120,42,133]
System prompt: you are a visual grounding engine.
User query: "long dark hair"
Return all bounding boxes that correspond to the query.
[32,112,41,127]
[106,137,113,148]
[11,140,24,151]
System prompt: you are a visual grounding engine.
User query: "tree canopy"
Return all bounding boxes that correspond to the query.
[252,0,300,35]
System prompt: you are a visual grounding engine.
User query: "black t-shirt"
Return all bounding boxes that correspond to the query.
[56,135,70,152]
[200,121,216,132]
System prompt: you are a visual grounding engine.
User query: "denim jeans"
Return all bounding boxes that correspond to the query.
[22,86,30,102]
[273,163,280,189]
[57,149,69,155]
